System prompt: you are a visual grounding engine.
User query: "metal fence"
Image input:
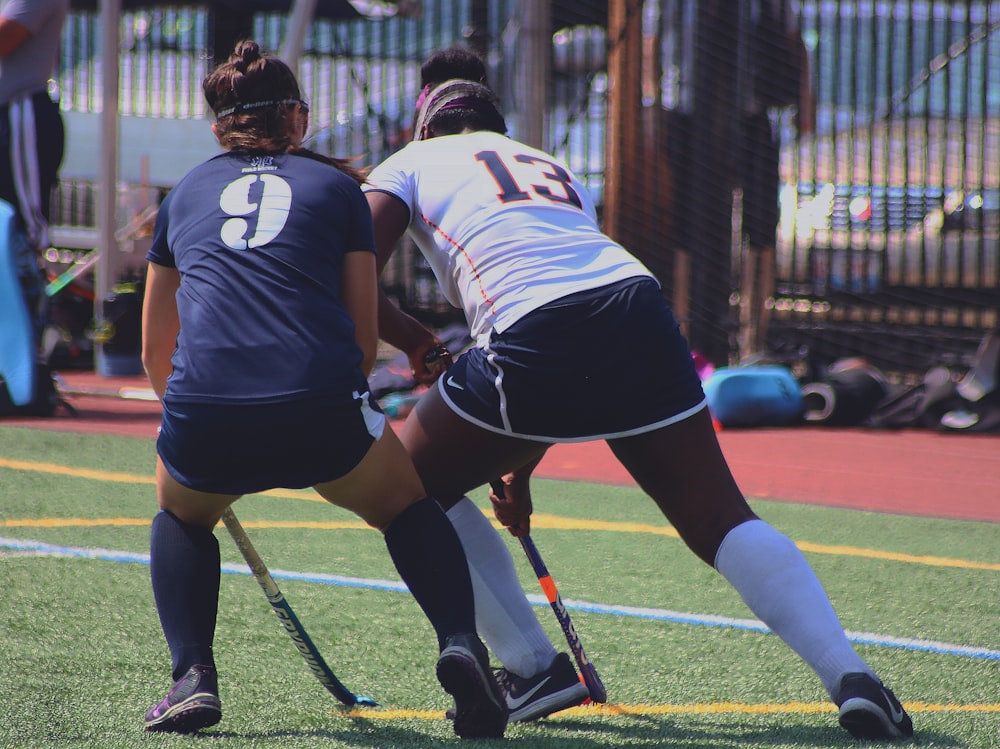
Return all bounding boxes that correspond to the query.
[50,0,999,374]
[772,0,999,371]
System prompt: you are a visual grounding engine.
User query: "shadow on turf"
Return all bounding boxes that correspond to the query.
[507,716,927,747]
[190,714,932,746]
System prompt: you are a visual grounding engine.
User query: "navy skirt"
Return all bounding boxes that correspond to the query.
[157,390,385,495]
[439,278,707,442]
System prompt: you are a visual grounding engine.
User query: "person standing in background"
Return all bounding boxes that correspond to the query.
[0,0,69,348]
[399,45,490,144]
[0,0,67,250]
[736,0,814,359]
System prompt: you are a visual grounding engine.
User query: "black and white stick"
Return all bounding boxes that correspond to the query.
[221,508,377,707]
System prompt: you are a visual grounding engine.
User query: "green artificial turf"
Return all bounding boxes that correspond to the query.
[1,425,997,748]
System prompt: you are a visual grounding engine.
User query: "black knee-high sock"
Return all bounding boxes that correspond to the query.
[383,497,476,651]
[150,509,221,680]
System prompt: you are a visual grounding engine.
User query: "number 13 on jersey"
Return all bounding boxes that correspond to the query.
[475,150,582,209]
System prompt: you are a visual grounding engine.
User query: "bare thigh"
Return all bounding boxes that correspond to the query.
[156,458,240,528]
[399,381,549,507]
[157,428,425,533]
[312,424,427,531]
[607,406,757,565]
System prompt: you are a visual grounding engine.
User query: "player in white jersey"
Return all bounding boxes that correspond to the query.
[370,127,651,347]
[364,80,913,741]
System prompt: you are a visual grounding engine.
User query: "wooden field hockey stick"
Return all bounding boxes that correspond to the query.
[221,508,377,707]
[490,481,608,703]
[54,383,160,401]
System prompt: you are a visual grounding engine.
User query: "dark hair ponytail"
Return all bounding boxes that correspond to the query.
[202,40,365,183]
[289,147,367,185]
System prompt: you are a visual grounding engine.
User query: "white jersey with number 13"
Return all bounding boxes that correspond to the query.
[365,130,654,345]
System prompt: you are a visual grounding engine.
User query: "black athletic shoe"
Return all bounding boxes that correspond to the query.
[436,633,508,738]
[144,665,222,734]
[497,652,590,722]
[835,672,913,740]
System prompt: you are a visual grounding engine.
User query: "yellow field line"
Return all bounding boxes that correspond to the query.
[0,456,319,500]
[340,701,1000,720]
[0,458,155,485]
[2,457,998,572]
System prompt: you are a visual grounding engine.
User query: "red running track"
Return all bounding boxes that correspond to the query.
[5,371,998,524]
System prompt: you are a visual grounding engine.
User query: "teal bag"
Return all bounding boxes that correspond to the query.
[703,365,805,428]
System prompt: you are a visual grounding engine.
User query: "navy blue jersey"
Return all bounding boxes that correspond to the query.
[147,150,375,404]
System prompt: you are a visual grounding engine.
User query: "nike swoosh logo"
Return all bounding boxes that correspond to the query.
[446,375,465,391]
[506,676,552,711]
[881,688,906,724]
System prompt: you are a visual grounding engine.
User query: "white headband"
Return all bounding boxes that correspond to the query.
[412,79,500,140]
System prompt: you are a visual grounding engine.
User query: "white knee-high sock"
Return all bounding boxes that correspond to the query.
[447,497,558,676]
[714,519,875,699]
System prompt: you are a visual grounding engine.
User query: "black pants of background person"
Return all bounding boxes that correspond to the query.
[0,89,65,230]
[737,111,780,359]
[0,89,65,350]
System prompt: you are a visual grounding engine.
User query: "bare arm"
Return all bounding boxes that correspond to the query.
[141,262,181,400]
[367,190,410,276]
[341,250,379,377]
[367,190,451,382]
[0,16,31,59]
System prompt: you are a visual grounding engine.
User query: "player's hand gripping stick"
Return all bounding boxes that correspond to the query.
[490,480,608,703]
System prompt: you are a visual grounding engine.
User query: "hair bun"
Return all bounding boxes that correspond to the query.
[231,39,261,71]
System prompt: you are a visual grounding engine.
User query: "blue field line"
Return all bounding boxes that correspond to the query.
[5,536,999,662]
[556,598,1000,661]
[0,536,410,594]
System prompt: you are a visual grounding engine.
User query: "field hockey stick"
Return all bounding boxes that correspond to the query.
[45,249,99,297]
[53,381,159,402]
[220,508,377,707]
[490,481,608,703]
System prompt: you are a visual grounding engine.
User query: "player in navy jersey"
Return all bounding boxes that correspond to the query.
[140,42,506,739]
[363,79,912,741]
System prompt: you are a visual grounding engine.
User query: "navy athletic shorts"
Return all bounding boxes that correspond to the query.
[157,390,385,495]
[439,277,707,441]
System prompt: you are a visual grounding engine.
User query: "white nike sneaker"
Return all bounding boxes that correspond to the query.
[496,652,591,723]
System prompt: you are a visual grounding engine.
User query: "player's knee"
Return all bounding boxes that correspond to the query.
[675,504,758,566]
